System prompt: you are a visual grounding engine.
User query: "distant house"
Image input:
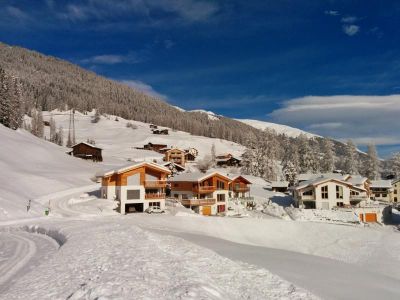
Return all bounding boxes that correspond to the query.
[143,142,168,153]
[216,153,241,167]
[298,173,350,184]
[370,180,394,202]
[391,179,400,203]
[149,124,158,129]
[152,129,169,135]
[169,171,231,215]
[99,162,171,214]
[271,181,289,193]
[68,142,103,162]
[184,152,196,161]
[293,177,368,209]
[164,148,186,166]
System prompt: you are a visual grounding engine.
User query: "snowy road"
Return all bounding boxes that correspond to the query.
[0,231,58,293]
[150,229,400,300]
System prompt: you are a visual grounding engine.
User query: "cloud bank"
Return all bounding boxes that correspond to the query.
[268,95,400,146]
[120,79,167,100]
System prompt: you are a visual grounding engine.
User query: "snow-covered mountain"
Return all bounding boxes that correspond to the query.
[237,119,318,138]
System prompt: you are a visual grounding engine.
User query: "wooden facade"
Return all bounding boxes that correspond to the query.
[164,148,186,166]
[70,142,103,162]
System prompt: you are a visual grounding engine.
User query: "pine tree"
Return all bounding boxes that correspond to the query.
[49,116,56,143]
[390,152,400,178]
[211,143,216,164]
[56,126,64,146]
[364,143,380,180]
[320,139,334,173]
[30,108,44,138]
[343,140,359,174]
[0,67,23,130]
[283,161,298,186]
[297,134,317,173]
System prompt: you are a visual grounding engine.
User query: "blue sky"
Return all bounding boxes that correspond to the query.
[1,0,400,157]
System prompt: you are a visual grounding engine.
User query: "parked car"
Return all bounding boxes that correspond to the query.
[145,206,165,214]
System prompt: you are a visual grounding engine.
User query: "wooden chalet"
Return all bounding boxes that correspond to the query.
[216,153,241,167]
[164,148,186,166]
[143,142,168,153]
[69,142,103,162]
[152,129,169,135]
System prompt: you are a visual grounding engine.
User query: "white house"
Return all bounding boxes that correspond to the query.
[99,162,171,214]
[370,180,394,202]
[294,177,368,209]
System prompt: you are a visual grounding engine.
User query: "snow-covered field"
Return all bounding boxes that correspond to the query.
[1,118,400,299]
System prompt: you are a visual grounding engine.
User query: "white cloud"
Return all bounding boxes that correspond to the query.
[324,10,339,16]
[81,53,141,65]
[341,16,358,23]
[6,6,30,21]
[120,80,167,100]
[57,0,218,24]
[342,24,360,36]
[268,95,400,146]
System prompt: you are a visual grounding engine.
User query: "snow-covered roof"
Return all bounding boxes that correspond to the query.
[392,178,400,185]
[298,173,349,182]
[296,177,366,192]
[346,175,368,186]
[71,142,102,150]
[370,180,393,189]
[271,181,289,188]
[169,171,231,183]
[99,162,171,177]
[162,161,185,170]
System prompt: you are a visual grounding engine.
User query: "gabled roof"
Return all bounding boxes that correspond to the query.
[296,177,366,192]
[162,161,185,171]
[229,175,252,184]
[346,175,369,186]
[298,173,350,182]
[100,162,171,177]
[392,178,400,185]
[271,181,289,188]
[165,147,185,153]
[71,142,102,150]
[169,171,232,183]
[370,180,393,189]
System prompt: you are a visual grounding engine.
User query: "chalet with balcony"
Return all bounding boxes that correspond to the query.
[164,148,186,166]
[370,180,394,202]
[293,177,368,209]
[216,153,241,167]
[68,142,103,162]
[169,171,231,215]
[392,179,400,203]
[99,162,171,214]
[143,142,168,153]
[228,175,254,205]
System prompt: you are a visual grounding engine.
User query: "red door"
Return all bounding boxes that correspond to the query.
[218,205,225,213]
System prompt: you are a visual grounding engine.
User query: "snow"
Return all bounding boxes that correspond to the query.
[189,109,221,121]
[42,110,244,164]
[237,119,317,138]
[2,116,400,299]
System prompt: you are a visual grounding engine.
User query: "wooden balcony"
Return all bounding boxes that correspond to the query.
[180,198,216,206]
[232,186,250,192]
[194,185,216,193]
[144,180,167,188]
[145,193,166,199]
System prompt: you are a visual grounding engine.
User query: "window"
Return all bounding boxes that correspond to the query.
[395,197,398,202]
[217,180,225,190]
[336,202,344,207]
[321,186,328,199]
[395,190,397,194]
[217,194,225,202]
[127,189,140,200]
[336,185,343,199]
[303,190,313,196]
[351,190,359,196]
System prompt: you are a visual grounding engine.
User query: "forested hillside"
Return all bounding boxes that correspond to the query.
[0,42,261,145]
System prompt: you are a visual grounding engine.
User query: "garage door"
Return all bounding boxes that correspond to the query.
[365,213,377,223]
[202,206,211,216]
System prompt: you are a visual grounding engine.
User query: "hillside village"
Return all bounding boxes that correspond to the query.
[1,48,400,299]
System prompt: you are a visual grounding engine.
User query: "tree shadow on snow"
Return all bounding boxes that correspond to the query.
[88,189,101,198]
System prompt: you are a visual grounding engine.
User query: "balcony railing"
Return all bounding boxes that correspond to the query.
[145,193,166,199]
[180,198,216,206]
[232,186,250,192]
[300,195,315,201]
[144,180,167,188]
[229,196,254,202]
[194,185,216,193]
